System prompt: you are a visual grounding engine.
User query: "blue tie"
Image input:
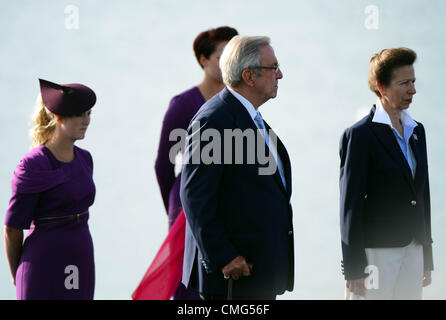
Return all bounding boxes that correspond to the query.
[254,111,286,189]
[254,112,268,144]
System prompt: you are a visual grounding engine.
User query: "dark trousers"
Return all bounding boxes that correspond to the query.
[174,282,201,300]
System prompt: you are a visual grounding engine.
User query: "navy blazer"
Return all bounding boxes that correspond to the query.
[180,88,294,297]
[339,106,434,280]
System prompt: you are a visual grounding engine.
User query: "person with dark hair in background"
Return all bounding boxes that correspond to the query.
[151,26,238,300]
[340,47,433,299]
[4,79,97,300]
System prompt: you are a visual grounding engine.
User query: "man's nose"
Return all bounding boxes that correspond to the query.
[276,67,283,79]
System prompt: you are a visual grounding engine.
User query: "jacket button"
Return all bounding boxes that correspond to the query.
[411,200,417,206]
[288,231,293,235]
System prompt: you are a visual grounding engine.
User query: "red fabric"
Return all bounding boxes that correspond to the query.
[132,210,186,300]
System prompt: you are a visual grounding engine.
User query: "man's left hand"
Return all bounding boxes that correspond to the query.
[221,256,253,280]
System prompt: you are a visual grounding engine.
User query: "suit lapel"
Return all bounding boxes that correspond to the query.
[409,126,426,186]
[220,88,290,197]
[264,120,291,198]
[367,108,416,193]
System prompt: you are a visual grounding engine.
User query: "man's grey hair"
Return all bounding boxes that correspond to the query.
[219,35,271,88]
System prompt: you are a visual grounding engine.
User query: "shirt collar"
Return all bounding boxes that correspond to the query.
[227,87,258,121]
[372,98,418,130]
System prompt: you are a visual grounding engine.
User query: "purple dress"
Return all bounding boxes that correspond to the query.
[155,86,205,300]
[5,145,95,300]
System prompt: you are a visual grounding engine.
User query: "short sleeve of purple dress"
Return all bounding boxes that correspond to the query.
[5,145,96,300]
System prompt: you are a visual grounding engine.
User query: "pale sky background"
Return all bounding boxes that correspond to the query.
[0,0,445,299]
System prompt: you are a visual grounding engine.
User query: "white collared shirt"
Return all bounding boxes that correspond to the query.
[372,98,418,177]
[227,87,258,123]
[227,87,287,188]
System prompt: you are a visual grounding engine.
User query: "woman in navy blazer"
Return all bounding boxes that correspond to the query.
[339,47,433,299]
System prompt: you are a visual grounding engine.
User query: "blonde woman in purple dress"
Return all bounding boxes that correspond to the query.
[4,79,97,299]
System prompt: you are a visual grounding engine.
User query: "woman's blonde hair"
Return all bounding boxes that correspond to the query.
[30,95,58,148]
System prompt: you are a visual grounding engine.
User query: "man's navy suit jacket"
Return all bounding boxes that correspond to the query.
[339,106,433,280]
[180,88,294,297]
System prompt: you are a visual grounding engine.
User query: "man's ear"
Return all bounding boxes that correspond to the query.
[241,69,256,87]
[376,81,386,97]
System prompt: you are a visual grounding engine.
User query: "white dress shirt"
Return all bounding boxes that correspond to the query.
[372,98,418,177]
[227,87,287,188]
